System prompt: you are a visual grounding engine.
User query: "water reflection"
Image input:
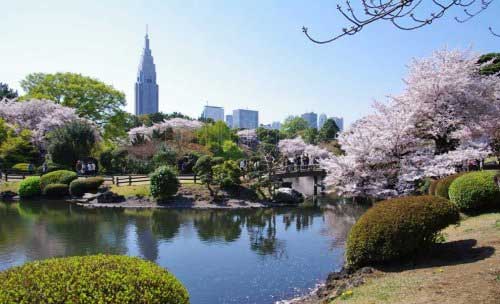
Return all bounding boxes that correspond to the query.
[0,198,367,304]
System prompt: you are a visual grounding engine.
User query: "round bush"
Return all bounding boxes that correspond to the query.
[346,195,459,269]
[69,177,104,196]
[0,255,189,304]
[18,176,41,198]
[150,166,180,200]
[40,170,78,189]
[43,183,69,197]
[435,173,464,199]
[449,170,500,212]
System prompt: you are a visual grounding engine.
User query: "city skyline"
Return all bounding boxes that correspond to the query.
[3,1,498,127]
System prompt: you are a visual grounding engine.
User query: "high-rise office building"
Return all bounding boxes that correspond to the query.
[271,121,281,130]
[233,109,259,129]
[225,114,233,128]
[135,30,159,115]
[318,113,327,129]
[201,105,224,121]
[301,112,318,129]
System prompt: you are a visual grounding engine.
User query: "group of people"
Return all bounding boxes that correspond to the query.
[76,160,98,175]
[283,154,319,172]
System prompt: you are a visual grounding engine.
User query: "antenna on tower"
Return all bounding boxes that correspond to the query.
[146,24,149,36]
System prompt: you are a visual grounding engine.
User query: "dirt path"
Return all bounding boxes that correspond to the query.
[330,213,500,304]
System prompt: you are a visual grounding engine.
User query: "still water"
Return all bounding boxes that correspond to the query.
[0,197,366,304]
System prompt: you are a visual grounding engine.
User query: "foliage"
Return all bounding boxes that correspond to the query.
[46,121,99,168]
[0,120,39,169]
[193,155,217,197]
[40,170,78,190]
[213,160,242,189]
[0,255,189,304]
[150,166,180,200]
[221,140,244,160]
[278,137,331,159]
[18,176,41,198]
[43,183,69,197]
[36,162,66,174]
[197,121,234,153]
[435,173,464,199]
[0,99,81,146]
[428,179,439,195]
[449,171,500,212]
[321,49,500,198]
[0,83,18,99]
[346,195,459,269]
[135,112,193,127]
[318,118,340,142]
[256,127,281,145]
[69,177,104,196]
[152,144,177,168]
[303,127,318,144]
[281,116,309,138]
[20,72,126,127]
[12,163,32,172]
[478,53,500,76]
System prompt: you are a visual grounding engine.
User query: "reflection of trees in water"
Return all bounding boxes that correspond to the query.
[193,210,243,242]
[127,210,158,262]
[320,202,368,249]
[9,201,130,260]
[280,208,321,232]
[245,210,286,258]
[151,210,181,241]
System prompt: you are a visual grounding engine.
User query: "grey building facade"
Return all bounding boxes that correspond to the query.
[233,109,259,129]
[135,32,159,115]
[225,114,233,128]
[332,116,344,131]
[318,113,327,129]
[201,105,224,121]
[301,112,318,129]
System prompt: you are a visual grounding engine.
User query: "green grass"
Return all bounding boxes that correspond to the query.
[0,182,20,193]
[495,220,500,229]
[109,184,150,197]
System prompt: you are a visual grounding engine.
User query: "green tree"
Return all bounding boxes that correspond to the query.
[20,72,126,127]
[478,53,500,76]
[213,160,242,189]
[281,116,309,138]
[150,166,180,200]
[46,121,98,168]
[318,118,340,142]
[0,83,18,99]
[221,140,244,160]
[193,155,224,198]
[197,121,235,154]
[303,127,318,144]
[256,127,281,145]
[0,121,39,169]
[152,144,177,168]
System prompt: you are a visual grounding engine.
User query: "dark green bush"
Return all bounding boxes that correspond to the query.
[213,160,242,189]
[435,173,464,199]
[346,195,459,269]
[69,177,104,196]
[448,170,500,212]
[0,255,189,304]
[36,162,67,174]
[150,166,180,200]
[18,176,41,198]
[43,183,69,197]
[40,170,78,189]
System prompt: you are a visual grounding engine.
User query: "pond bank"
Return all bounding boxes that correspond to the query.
[285,212,500,304]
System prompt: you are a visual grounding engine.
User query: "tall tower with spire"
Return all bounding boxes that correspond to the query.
[135,28,159,115]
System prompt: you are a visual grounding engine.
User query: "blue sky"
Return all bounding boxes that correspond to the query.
[2,0,499,126]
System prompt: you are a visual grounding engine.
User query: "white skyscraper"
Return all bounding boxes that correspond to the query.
[318,113,327,129]
[201,105,224,121]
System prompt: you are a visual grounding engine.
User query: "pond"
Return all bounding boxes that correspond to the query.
[0,197,366,304]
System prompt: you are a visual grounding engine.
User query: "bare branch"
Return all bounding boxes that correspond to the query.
[490,26,500,37]
[303,0,497,44]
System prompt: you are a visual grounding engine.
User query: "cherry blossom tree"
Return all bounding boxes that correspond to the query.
[320,49,500,198]
[0,98,83,147]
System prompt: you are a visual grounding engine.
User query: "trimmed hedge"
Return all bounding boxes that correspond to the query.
[69,177,104,196]
[40,170,78,190]
[435,173,464,199]
[150,166,180,200]
[449,170,500,212]
[0,255,189,304]
[43,183,69,197]
[18,176,41,198]
[12,163,31,172]
[346,195,459,269]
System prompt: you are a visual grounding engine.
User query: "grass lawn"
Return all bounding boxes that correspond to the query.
[0,181,20,193]
[331,213,500,304]
[109,184,150,197]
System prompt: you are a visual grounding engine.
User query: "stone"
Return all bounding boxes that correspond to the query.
[95,191,125,204]
[274,188,304,204]
[0,191,17,200]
